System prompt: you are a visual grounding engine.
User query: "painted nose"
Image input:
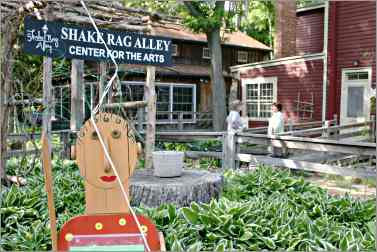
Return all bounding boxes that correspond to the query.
[103,138,111,174]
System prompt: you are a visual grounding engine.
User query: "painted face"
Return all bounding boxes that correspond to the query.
[76,113,139,189]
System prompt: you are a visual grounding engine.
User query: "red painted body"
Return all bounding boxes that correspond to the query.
[327,1,376,119]
[58,214,161,251]
[241,59,323,124]
[239,1,376,127]
[296,8,324,55]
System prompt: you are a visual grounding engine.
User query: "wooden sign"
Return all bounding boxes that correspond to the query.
[23,16,172,66]
[76,113,139,214]
[58,113,163,251]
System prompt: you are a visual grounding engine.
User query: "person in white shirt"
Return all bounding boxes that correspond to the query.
[226,100,247,133]
[268,103,285,157]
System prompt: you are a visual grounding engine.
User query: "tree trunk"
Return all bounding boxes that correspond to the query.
[0,16,21,183]
[207,27,227,131]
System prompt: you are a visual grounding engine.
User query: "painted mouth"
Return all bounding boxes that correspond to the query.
[100,176,116,182]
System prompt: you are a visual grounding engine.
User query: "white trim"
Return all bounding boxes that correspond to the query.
[297,4,325,13]
[231,53,324,72]
[202,47,210,59]
[322,0,329,122]
[241,77,278,121]
[172,44,178,56]
[340,67,372,125]
[120,81,197,124]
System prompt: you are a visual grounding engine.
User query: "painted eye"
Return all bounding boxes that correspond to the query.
[111,130,121,139]
[91,131,99,140]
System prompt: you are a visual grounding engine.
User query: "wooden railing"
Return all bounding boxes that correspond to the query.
[152,118,376,179]
[5,118,376,179]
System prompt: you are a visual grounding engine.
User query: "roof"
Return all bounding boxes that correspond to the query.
[153,23,271,51]
[230,53,324,73]
[297,4,325,13]
[120,64,230,78]
[1,0,270,51]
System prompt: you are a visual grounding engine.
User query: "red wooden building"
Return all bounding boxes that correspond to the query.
[231,1,376,128]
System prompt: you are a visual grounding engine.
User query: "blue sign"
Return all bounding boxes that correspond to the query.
[23,16,172,66]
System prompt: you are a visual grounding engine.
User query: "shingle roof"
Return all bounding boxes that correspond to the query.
[1,0,270,51]
[153,23,271,50]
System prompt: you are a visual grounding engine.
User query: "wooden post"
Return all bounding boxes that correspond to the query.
[43,57,53,155]
[288,118,293,134]
[41,133,58,251]
[0,16,22,182]
[322,120,330,138]
[229,78,239,108]
[178,112,184,131]
[99,62,107,100]
[333,114,338,139]
[70,59,84,132]
[370,115,376,141]
[144,66,156,169]
[222,131,236,169]
[137,107,144,133]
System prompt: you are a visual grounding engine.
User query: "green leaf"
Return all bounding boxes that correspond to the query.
[239,231,253,241]
[260,237,276,250]
[367,221,376,237]
[214,242,226,252]
[186,241,202,252]
[171,239,184,252]
[181,207,199,225]
[167,204,177,221]
[339,236,349,251]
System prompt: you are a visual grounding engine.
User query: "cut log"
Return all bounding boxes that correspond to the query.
[130,169,223,208]
[104,101,147,109]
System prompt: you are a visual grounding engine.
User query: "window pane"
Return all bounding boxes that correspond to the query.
[247,103,258,118]
[346,71,369,80]
[156,86,170,120]
[173,86,194,120]
[347,86,364,117]
[246,84,258,100]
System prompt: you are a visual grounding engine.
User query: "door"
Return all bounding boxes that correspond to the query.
[340,68,372,127]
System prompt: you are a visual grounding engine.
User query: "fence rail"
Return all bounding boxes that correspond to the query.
[5,117,376,179]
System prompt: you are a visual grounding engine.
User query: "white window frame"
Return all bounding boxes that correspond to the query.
[202,47,210,59]
[237,51,248,63]
[340,67,372,125]
[122,81,197,124]
[241,77,278,121]
[172,44,178,56]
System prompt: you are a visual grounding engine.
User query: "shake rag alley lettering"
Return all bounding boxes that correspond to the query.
[23,16,172,66]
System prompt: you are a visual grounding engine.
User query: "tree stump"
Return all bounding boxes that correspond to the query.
[129,169,223,208]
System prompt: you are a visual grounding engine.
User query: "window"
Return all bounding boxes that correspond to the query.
[346,71,369,80]
[122,82,196,123]
[237,51,248,63]
[172,44,178,56]
[242,77,277,120]
[202,47,210,59]
[173,86,194,120]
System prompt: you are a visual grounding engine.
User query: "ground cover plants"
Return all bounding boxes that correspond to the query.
[1,158,375,251]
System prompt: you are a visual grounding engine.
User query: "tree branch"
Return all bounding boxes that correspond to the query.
[183,1,202,17]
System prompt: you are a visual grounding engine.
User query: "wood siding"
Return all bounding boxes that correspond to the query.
[172,41,269,71]
[327,1,376,118]
[296,8,324,55]
[240,59,324,126]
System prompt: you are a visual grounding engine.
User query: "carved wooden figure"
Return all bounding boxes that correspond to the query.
[76,112,140,214]
[58,113,163,251]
